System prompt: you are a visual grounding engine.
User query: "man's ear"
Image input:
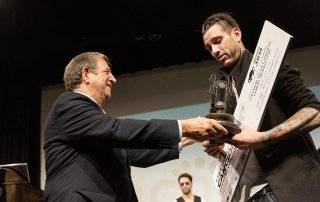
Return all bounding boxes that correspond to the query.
[81,67,91,84]
[231,27,242,42]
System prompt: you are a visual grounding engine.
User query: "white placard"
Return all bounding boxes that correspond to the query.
[213,20,292,202]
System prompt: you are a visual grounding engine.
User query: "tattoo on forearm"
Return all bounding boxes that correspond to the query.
[260,132,271,142]
[270,107,319,139]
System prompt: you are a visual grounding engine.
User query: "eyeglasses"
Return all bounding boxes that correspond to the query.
[179,182,190,187]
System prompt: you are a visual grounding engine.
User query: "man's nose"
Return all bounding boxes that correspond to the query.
[110,73,117,84]
[211,44,220,57]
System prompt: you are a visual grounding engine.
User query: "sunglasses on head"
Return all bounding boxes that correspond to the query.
[179,181,190,186]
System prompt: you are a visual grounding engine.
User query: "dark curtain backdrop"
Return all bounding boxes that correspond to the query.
[0,77,41,188]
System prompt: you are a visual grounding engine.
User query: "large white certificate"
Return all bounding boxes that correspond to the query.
[213,20,292,202]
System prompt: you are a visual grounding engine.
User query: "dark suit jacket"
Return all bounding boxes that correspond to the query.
[43,92,180,202]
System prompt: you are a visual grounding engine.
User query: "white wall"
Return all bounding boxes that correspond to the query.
[40,45,320,201]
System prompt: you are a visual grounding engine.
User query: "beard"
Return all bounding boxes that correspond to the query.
[182,189,191,195]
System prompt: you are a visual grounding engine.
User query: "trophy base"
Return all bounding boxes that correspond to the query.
[205,113,241,136]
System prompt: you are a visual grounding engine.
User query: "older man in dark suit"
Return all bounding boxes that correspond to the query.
[43,52,227,202]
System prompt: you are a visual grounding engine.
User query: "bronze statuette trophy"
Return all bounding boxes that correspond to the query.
[206,74,241,138]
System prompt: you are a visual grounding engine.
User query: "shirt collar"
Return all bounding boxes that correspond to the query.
[73,90,106,114]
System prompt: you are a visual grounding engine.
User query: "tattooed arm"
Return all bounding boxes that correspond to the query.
[228,107,320,149]
[262,107,320,140]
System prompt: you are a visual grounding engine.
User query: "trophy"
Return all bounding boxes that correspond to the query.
[206,74,241,137]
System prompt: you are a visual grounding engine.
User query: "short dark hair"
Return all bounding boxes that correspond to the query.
[178,173,192,182]
[63,52,110,91]
[202,12,240,35]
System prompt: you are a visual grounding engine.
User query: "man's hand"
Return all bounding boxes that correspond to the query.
[180,137,197,148]
[227,125,270,150]
[202,125,271,156]
[180,117,228,141]
[203,141,224,158]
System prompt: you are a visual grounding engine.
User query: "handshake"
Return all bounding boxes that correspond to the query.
[180,117,267,158]
[180,117,229,142]
[180,117,233,159]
